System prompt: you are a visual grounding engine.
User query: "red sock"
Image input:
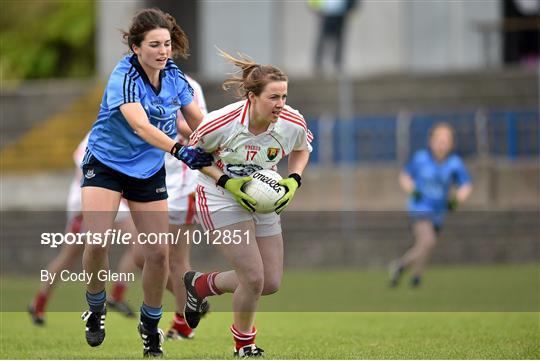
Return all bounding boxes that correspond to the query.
[230,324,257,350]
[171,313,193,338]
[194,272,223,298]
[111,282,127,301]
[34,291,49,315]
[68,214,84,234]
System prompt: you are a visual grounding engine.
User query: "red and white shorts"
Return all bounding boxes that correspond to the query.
[168,192,197,226]
[165,153,198,226]
[195,175,281,237]
[66,178,130,233]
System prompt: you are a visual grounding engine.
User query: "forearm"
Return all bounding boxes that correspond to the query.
[200,165,224,182]
[456,184,472,203]
[399,172,415,194]
[181,102,204,132]
[121,103,175,153]
[177,121,193,139]
[288,150,310,176]
[133,123,176,153]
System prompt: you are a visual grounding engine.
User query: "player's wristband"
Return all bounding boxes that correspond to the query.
[216,175,231,188]
[170,142,182,155]
[289,173,302,188]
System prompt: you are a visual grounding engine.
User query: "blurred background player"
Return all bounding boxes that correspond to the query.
[129,76,210,341]
[163,75,209,340]
[28,134,137,325]
[79,8,212,357]
[389,122,473,288]
[183,50,312,357]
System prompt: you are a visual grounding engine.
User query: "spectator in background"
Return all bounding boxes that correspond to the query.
[389,122,473,288]
[504,0,540,67]
[310,0,359,74]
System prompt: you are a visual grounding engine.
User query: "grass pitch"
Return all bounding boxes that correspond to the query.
[1,264,539,359]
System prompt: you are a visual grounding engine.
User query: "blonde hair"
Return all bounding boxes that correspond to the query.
[218,48,288,98]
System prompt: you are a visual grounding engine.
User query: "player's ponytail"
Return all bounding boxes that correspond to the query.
[219,48,288,99]
[123,8,189,59]
[164,12,189,59]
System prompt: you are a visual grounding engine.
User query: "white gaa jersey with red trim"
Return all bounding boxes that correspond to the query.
[190,99,313,180]
[74,133,90,167]
[164,76,207,201]
[67,134,90,214]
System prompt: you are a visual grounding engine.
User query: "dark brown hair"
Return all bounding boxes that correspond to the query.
[219,48,288,98]
[122,8,189,59]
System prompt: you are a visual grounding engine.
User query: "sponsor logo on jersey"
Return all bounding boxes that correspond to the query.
[85,169,95,179]
[244,145,260,151]
[226,164,263,177]
[155,187,167,193]
[267,147,279,161]
[217,147,235,157]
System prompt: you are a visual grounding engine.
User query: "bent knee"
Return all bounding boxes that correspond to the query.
[423,238,437,250]
[262,279,281,295]
[144,248,168,267]
[241,273,264,295]
[85,244,108,258]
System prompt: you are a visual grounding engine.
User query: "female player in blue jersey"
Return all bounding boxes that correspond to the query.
[390,122,473,287]
[80,8,212,357]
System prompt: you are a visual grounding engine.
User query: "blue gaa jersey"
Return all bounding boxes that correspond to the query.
[86,54,193,178]
[404,149,471,224]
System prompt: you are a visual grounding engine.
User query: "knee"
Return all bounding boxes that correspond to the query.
[85,244,108,258]
[262,277,281,295]
[241,272,264,296]
[417,239,436,256]
[424,237,437,250]
[145,247,168,268]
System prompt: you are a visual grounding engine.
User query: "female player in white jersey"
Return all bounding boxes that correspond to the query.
[29,135,137,325]
[182,50,312,357]
[80,8,212,357]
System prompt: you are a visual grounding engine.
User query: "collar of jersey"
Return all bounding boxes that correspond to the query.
[427,148,454,164]
[129,54,165,95]
[239,99,277,135]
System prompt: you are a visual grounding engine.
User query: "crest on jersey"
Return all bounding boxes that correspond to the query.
[267,147,279,161]
[85,169,95,179]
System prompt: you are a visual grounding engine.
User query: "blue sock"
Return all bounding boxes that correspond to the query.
[140,303,162,334]
[411,275,422,287]
[86,290,106,312]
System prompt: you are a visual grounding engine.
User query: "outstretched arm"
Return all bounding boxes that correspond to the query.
[399,171,415,194]
[121,103,176,152]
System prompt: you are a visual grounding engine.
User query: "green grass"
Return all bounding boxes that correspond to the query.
[1,264,539,359]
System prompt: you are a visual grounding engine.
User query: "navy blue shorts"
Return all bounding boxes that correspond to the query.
[409,216,443,234]
[81,152,168,203]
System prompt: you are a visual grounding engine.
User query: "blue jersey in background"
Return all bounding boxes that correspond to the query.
[86,54,193,179]
[404,149,471,225]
